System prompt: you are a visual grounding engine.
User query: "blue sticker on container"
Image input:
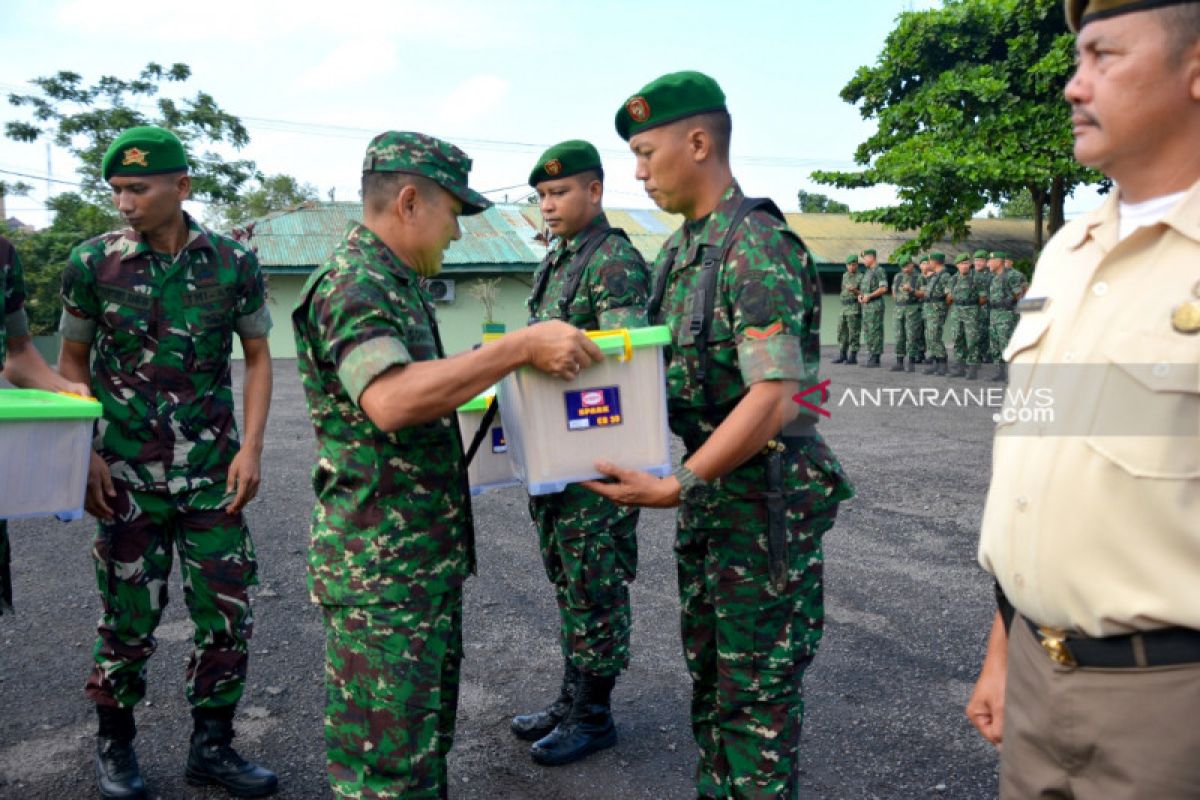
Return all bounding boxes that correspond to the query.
[491,426,507,453]
[564,386,623,431]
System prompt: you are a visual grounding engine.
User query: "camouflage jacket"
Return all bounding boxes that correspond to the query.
[839,270,863,309]
[950,269,983,308]
[974,268,992,306]
[924,269,953,307]
[292,223,472,607]
[892,269,919,307]
[527,213,650,329]
[859,265,888,306]
[989,268,1028,310]
[1,236,29,370]
[59,213,271,494]
[649,181,852,507]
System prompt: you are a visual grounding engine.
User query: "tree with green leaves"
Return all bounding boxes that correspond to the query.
[796,189,850,214]
[206,173,320,232]
[5,62,255,204]
[812,0,1103,253]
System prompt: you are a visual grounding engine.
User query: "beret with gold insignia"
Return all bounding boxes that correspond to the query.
[990,250,1009,260]
[956,253,972,264]
[1065,0,1198,32]
[615,71,727,141]
[528,140,603,187]
[860,248,877,257]
[363,131,492,216]
[973,249,988,258]
[845,253,859,264]
[102,126,188,181]
[928,251,946,263]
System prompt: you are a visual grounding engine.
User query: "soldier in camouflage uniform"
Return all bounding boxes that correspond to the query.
[512,140,651,766]
[972,249,992,363]
[832,254,862,364]
[986,250,1028,382]
[1,235,90,616]
[921,252,953,375]
[889,254,921,372]
[292,131,601,800]
[856,248,888,367]
[946,253,985,379]
[912,256,930,363]
[591,71,854,800]
[56,127,277,799]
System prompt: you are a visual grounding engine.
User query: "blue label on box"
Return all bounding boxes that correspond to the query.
[563,386,623,431]
[491,426,507,453]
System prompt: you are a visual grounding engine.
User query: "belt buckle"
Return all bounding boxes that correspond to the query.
[1037,626,1077,667]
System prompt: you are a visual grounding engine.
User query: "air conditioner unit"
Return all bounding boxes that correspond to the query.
[426,278,455,303]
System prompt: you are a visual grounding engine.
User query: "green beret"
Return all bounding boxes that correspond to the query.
[973,249,988,258]
[528,140,603,187]
[990,250,1009,260]
[956,253,971,264]
[1065,0,1197,32]
[102,126,188,181]
[363,131,492,216]
[845,253,859,264]
[928,251,946,263]
[615,70,727,142]
[898,254,915,266]
[860,248,877,257]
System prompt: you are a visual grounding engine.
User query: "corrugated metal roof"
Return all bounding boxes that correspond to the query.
[247,201,1041,273]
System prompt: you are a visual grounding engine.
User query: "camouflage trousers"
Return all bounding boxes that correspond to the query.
[990,310,1019,362]
[322,593,462,800]
[922,304,948,359]
[835,309,861,353]
[948,306,982,365]
[0,521,11,615]
[531,484,638,676]
[894,304,921,359]
[976,306,991,361]
[859,302,885,356]
[676,467,840,799]
[86,484,258,710]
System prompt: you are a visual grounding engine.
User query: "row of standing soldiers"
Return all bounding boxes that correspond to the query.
[834,249,1029,380]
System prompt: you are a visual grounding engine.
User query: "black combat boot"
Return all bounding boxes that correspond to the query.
[186,707,278,798]
[846,351,859,365]
[511,661,580,741]
[991,363,1008,382]
[948,360,966,378]
[905,358,916,373]
[935,357,949,376]
[966,364,979,380]
[913,354,925,365]
[530,672,617,766]
[890,357,906,372]
[923,357,940,375]
[863,353,881,368]
[96,705,146,800]
[831,349,847,364]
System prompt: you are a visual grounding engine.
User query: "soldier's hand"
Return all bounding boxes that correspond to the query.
[522,321,603,381]
[581,460,681,508]
[225,447,262,515]
[85,452,115,522]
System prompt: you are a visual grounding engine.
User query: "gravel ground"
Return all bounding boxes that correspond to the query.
[0,349,1001,799]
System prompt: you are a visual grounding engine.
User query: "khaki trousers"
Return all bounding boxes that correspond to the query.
[1001,616,1200,799]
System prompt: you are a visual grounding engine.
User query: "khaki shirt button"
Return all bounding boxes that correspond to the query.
[1016,496,1028,510]
[1063,351,1075,363]
[1153,363,1170,378]
[1092,282,1108,297]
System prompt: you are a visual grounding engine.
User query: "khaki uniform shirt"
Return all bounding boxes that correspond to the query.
[978,181,1200,636]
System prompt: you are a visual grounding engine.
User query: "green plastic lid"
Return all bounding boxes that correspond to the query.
[589,325,671,356]
[0,388,102,421]
[458,387,497,414]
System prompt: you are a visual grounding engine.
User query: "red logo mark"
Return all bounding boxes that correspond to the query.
[626,96,651,123]
[545,158,562,176]
[792,379,831,418]
[581,390,604,407]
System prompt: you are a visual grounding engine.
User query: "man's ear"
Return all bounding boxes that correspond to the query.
[587,177,603,204]
[395,184,419,222]
[176,174,192,202]
[686,126,711,163]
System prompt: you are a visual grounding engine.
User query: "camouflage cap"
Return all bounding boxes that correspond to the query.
[362,131,492,216]
[990,250,1009,260]
[528,140,603,187]
[845,253,860,264]
[615,70,727,141]
[102,126,188,181]
[1065,0,1198,31]
[928,251,946,263]
[973,249,988,258]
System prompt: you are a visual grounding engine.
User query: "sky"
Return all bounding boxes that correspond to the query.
[0,0,1101,229]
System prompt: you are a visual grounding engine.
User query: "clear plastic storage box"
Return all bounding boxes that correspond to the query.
[498,326,673,495]
[0,389,102,520]
[456,388,521,496]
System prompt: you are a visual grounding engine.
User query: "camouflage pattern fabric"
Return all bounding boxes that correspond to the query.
[322,593,461,800]
[835,270,862,353]
[292,221,474,797]
[1,237,27,615]
[59,213,272,494]
[527,211,647,677]
[912,274,928,357]
[974,267,992,361]
[650,181,853,798]
[922,269,952,360]
[948,271,982,366]
[891,269,921,358]
[858,265,887,356]
[85,484,257,709]
[988,268,1029,363]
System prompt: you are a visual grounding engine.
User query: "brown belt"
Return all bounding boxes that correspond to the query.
[1026,619,1200,668]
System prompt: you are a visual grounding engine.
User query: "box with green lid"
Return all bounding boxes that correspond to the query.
[497,325,673,496]
[0,388,102,520]
[456,388,520,496]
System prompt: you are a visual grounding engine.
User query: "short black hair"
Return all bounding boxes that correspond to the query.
[361,172,439,215]
[575,168,604,187]
[1155,4,1200,64]
[695,110,732,161]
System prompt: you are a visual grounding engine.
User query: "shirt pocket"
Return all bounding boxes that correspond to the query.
[995,313,1053,434]
[1084,331,1200,479]
[183,288,236,371]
